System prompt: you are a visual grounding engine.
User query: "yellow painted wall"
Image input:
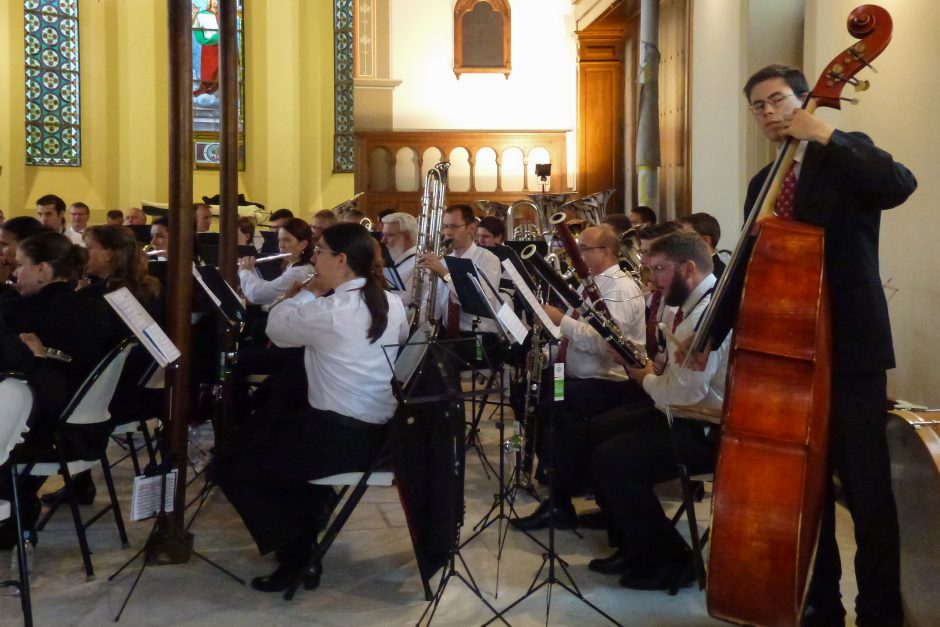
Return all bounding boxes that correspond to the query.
[0,0,352,223]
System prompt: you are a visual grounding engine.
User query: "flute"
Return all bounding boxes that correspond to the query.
[266,271,317,309]
[253,252,292,265]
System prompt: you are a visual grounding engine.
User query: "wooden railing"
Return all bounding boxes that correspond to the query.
[354,129,569,216]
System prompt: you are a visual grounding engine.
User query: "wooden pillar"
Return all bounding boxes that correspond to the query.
[218,0,238,285]
[166,0,195,523]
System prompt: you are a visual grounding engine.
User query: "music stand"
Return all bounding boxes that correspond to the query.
[443,256,517,480]
[128,224,153,245]
[382,332,507,626]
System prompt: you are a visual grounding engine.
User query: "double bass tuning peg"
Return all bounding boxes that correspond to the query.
[853,79,870,92]
[841,97,860,106]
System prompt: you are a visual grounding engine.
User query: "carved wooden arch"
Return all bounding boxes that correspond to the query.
[454,0,511,78]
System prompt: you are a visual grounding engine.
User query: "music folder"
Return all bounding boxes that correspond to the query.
[443,257,526,345]
[103,288,181,368]
[192,264,247,327]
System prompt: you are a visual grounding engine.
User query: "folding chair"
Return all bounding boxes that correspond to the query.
[664,403,720,592]
[21,338,138,580]
[0,374,35,626]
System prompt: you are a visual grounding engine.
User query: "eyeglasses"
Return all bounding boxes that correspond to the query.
[441,222,470,232]
[748,92,802,114]
[651,262,681,275]
[313,245,340,257]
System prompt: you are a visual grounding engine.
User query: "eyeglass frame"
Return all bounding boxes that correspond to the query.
[440,221,472,232]
[748,91,804,115]
[313,244,341,257]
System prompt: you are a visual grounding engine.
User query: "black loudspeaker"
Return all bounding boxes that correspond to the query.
[535,163,551,178]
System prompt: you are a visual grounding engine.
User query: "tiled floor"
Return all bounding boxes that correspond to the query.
[2,409,860,626]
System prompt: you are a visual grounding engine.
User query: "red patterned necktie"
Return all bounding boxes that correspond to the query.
[774,161,798,220]
[446,298,461,339]
[556,288,586,363]
[646,290,663,358]
[672,307,685,333]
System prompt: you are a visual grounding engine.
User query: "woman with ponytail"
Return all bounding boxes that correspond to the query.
[0,231,115,548]
[216,222,408,593]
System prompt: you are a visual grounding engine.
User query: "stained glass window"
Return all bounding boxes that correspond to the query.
[24,0,81,167]
[334,0,354,173]
[192,0,245,170]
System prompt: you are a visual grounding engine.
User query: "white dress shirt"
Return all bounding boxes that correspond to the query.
[238,262,313,305]
[642,273,730,411]
[434,243,502,334]
[266,277,409,424]
[64,227,85,246]
[558,264,646,381]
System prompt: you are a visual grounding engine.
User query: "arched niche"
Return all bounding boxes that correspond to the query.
[454,0,511,78]
[474,147,498,192]
[395,147,420,192]
[421,147,444,184]
[500,146,525,192]
[448,147,472,193]
[368,146,392,191]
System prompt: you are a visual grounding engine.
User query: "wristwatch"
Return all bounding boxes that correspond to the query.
[442,272,452,284]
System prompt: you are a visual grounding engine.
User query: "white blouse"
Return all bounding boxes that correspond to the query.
[238,263,313,305]
[266,277,409,424]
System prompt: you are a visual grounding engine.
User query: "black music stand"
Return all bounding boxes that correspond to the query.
[185,266,247,525]
[443,256,515,480]
[482,256,623,626]
[382,332,506,626]
[108,365,245,622]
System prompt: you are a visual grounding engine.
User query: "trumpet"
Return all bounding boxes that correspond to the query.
[145,248,166,257]
[360,216,373,231]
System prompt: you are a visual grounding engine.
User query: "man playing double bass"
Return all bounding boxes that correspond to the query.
[689,65,916,627]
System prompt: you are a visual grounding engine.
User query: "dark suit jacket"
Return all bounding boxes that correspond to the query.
[0,282,118,457]
[710,130,916,374]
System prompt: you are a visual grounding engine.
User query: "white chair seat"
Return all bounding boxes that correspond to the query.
[310,470,394,487]
[0,499,10,521]
[20,459,97,477]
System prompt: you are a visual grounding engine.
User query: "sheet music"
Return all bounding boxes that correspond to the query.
[496,302,528,344]
[501,259,562,340]
[192,264,222,308]
[130,470,177,521]
[104,287,181,367]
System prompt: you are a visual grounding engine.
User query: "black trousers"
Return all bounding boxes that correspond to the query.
[215,406,387,556]
[805,371,902,626]
[540,377,651,500]
[591,406,717,566]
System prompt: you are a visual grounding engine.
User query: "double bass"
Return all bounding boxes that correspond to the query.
[693,6,895,626]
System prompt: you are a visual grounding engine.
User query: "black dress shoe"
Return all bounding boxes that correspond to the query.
[801,604,846,627]
[251,562,306,593]
[41,471,96,505]
[588,549,633,575]
[577,509,608,530]
[619,554,696,594]
[510,500,577,532]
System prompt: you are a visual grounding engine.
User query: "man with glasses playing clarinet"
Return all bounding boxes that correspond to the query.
[511,225,648,531]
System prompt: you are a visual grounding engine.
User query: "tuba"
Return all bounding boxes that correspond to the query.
[618,226,646,288]
[409,161,450,334]
[505,199,550,242]
[560,188,614,227]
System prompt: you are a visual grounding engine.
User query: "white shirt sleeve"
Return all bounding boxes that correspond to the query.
[265,294,332,348]
[238,264,312,305]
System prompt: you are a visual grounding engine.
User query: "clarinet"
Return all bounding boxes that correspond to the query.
[520,245,648,368]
